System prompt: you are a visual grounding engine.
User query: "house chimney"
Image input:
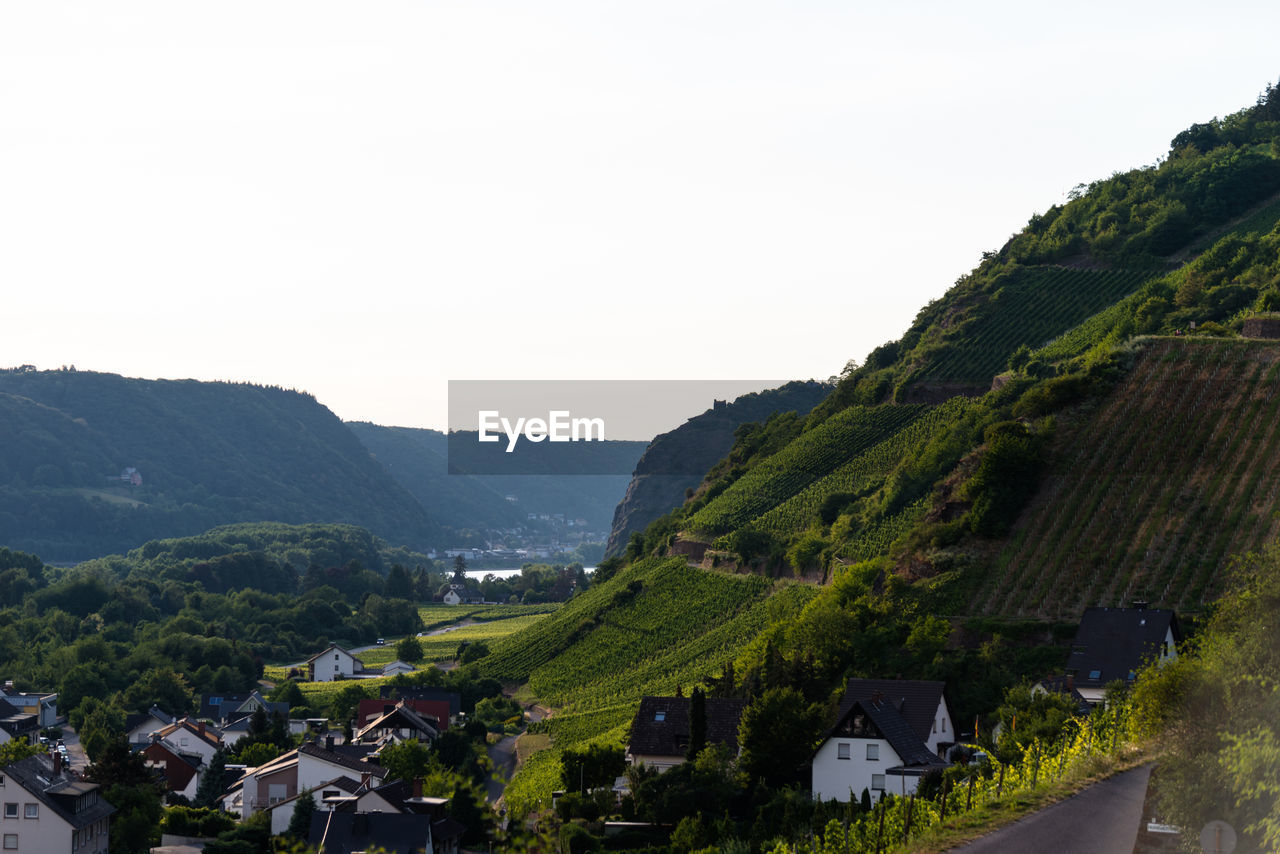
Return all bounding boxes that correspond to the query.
[52,751,62,775]
[326,734,335,751]
[197,721,206,736]
[1066,674,1074,691]
[413,777,422,799]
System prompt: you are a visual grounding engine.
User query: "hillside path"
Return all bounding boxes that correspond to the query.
[946,763,1153,853]
[486,732,520,805]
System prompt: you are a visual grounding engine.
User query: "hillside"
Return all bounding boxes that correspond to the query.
[978,336,1280,618]
[606,381,830,554]
[347,422,640,534]
[0,370,439,560]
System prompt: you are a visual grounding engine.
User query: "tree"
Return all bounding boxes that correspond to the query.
[561,743,625,793]
[195,748,227,809]
[384,564,414,600]
[453,554,467,575]
[737,686,826,789]
[87,736,164,854]
[0,740,41,766]
[119,667,194,716]
[686,688,706,760]
[286,788,316,839]
[396,636,424,663]
[379,739,433,783]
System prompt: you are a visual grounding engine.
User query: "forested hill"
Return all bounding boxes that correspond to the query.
[629,79,1280,621]
[0,370,439,561]
[345,422,642,533]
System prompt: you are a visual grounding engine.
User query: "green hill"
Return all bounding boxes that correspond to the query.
[0,370,439,560]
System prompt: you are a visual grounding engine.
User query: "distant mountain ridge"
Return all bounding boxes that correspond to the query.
[0,369,439,561]
[345,422,643,534]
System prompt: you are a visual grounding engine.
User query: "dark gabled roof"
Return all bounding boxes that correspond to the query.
[298,742,387,779]
[309,811,445,854]
[830,679,947,744]
[1067,606,1181,688]
[627,696,748,758]
[200,692,251,720]
[380,687,462,717]
[356,704,439,742]
[125,705,174,735]
[306,643,363,667]
[5,754,116,830]
[856,699,944,768]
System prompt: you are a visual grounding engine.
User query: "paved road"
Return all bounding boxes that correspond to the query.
[486,733,520,805]
[949,763,1154,854]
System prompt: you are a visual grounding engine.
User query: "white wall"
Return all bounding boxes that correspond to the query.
[812,737,912,802]
[313,649,359,682]
[925,697,955,754]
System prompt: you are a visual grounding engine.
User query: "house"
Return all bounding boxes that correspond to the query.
[227,738,388,819]
[263,775,363,835]
[812,679,952,802]
[139,740,203,800]
[1029,675,1092,715]
[0,682,59,727]
[200,691,289,724]
[358,698,451,731]
[1063,605,1181,704]
[441,584,484,606]
[154,718,222,764]
[309,810,464,854]
[0,699,39,745]
[353,702,440,746]
[306,644,367,682]
[626,696,748,771]
[381,660,416,678]
[125,706,174,745]
[379,688,461,725]
[1,753,115,854]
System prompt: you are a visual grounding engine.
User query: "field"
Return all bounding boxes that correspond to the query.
[979,337,1280,618]
[481,558,818,814]
[685,404,927,537]
[915,266,1154,383]
[414,615,552,661]
[417,602,560,631]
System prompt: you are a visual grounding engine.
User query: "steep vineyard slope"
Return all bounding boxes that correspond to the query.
[980,337,1280,619]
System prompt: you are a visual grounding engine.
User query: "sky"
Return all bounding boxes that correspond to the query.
[3,2,1280,430]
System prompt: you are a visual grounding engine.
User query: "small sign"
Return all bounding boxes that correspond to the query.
[1146,822,1179,834]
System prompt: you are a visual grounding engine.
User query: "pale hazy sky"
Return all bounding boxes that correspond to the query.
[3,2,1278,429]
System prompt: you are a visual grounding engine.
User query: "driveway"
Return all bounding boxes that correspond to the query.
[948,763,1154,853]
[59,727,90,774]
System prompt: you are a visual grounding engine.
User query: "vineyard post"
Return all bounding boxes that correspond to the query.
[940,777,949,821]
[875,799,886,854]
[967,774,975,812]
[996,764,1005,799]
[1032,743,1040,788]
[903,795,914,843]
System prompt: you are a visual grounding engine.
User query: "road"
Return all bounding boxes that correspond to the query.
[486,733,520,805]
[948,763,1154,854]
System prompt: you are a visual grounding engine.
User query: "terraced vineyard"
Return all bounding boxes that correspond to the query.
[749,398,971,536]
[981,337,1280,618]
[916,266,1154,382]
[480,558,818,814]
[685,404,927,537]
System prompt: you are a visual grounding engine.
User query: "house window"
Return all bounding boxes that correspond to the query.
[654,711,665,722]
[837,743,850,760]
[941,718,946,733]
[322,790,339,799]
[931,720,936,734]
[22,804,35,819]
[2,835,15,849]
[2,804,14,819]
[334,654,340,660]
[871,774,885,791]
[866,743,879,761]
[1088,670,1101,680]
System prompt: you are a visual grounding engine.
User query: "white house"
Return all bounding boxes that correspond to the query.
[306,644,365,682]
[125,706,174,745]
[1,753,115,854]
[155,718,222,764]
[812,679,951,802]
